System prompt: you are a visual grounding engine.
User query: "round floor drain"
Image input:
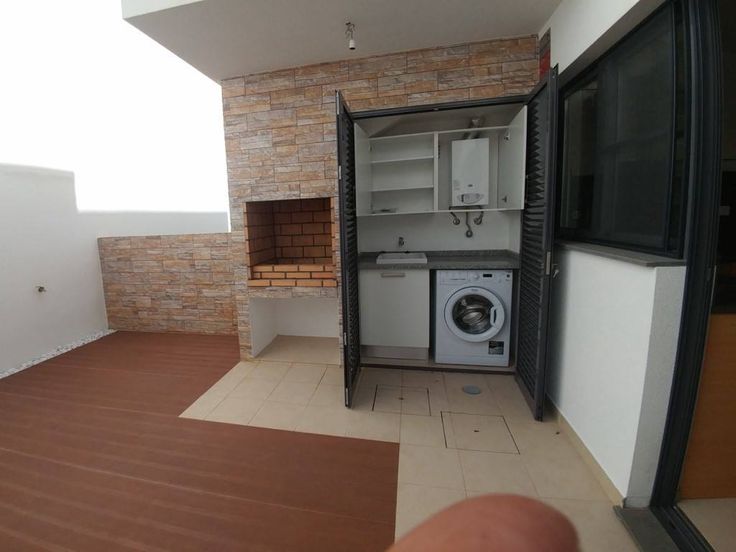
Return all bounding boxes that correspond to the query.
[462,385,482,395]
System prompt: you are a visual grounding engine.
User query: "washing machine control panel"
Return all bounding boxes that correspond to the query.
[438,271,468,284]
[437,269,512,285]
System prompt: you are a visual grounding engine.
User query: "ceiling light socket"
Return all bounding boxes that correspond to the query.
[345,22,356,50]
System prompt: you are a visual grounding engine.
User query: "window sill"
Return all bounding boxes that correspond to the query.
[555,240,686,268]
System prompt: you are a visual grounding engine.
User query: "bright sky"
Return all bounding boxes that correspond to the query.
[0,0,228,213]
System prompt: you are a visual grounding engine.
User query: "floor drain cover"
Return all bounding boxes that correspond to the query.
[462,385,482,395]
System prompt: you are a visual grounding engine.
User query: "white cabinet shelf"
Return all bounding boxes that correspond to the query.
[371,155,434,164]
[354,112,527,218]
[372,184,434,192]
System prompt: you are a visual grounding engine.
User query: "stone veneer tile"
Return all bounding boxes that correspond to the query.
[98,233,236,336]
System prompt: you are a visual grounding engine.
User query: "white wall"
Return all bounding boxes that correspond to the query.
[547,248,685,503]
[249,298,278,357]
[0,164,228,376]
[540,0,663,73]
[358,211,520,253]
[249,297,339,356]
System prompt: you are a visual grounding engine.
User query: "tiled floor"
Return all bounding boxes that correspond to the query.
[256,335,341,364]
[679,498,736,551]
[183,335,638,551]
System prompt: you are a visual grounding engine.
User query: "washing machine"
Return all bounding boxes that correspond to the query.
[434,269,513,367]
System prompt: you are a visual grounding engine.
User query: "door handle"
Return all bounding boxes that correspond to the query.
[380,272,406,278]
[551,263,560,279]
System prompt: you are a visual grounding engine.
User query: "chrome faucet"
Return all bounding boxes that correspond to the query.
[398,236,405,248]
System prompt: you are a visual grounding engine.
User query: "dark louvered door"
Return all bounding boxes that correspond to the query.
[336,91,361,407]
[516,67,558,421]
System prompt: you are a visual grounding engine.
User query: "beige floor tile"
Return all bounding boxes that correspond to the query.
[444,372,490,388]
[205,396,263,426]
[229,360,259,378]
[203,363,254,397]
[373,385,402,413]
[398,444,465,490]
[361,367,402,387]
[543,498,638,552]
[309,382,345,408]
[179,391,226,419]
[321,365,343,385]
[486,374,536,422]
[444,375,501,415]
[249,401,306,431]
[374,386,430,416]
[295,405,351,437]
[400,387,431,416]
[427,384,451,416]
[284,363,327,383]
[402,370,445,388]
[248,361,291,381]
[505,416,566,452]
[228,377,279,400]
[351,382,377,411]
[268,380,318,405]
[346,410,400,442]
[395,483,466,540]
[257,335,340,364]
[400,414,446,448]
[679,498,736,552]
[459,450,537,495]
[509,421,608,501]
[443,413,518,453]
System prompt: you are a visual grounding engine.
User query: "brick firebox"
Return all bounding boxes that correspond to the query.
[244,197,337,288]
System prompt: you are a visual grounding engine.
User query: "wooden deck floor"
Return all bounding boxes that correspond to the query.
[0,332,398,551]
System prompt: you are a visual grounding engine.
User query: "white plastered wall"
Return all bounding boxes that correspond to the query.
[357,211,520,253]
[547,249,685,503]
[540,0,665,73]
[0,164,228,376]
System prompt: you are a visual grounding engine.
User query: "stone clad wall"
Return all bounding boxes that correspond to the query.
[98,233,236,335]
[223,37,539,358]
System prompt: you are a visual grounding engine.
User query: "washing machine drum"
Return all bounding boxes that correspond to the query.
[444,287,506,342]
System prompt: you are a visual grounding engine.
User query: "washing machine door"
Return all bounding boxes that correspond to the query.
[444,287,506,342]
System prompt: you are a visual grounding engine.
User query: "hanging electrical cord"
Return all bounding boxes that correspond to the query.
[473,211,484,225]
[450,212,461,225]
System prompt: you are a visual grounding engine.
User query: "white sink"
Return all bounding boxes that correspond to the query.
[376,252,427,265]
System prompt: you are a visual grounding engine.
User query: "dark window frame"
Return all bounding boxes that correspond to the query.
[556,2,688,258]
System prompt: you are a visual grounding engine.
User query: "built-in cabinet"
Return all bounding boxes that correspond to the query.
[358,269,430,359]
[355,106,527,217]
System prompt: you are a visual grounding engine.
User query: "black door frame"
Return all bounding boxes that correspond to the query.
[351,94,529,121]
[345,94,531,391]
[515,67,559,421]
[645,0,722,549]
[336,91,362,407]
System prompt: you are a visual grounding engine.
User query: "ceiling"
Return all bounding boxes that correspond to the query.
[123,0,562,82]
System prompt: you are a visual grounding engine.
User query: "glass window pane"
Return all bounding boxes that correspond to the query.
[558,5,683,256]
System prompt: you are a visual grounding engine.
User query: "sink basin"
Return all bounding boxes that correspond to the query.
[376,252,427,265]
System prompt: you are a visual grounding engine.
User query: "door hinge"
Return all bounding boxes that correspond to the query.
[336,100,341,115]
[338,165,342,180]
[343,331,347,344]
[545,251,552,275]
